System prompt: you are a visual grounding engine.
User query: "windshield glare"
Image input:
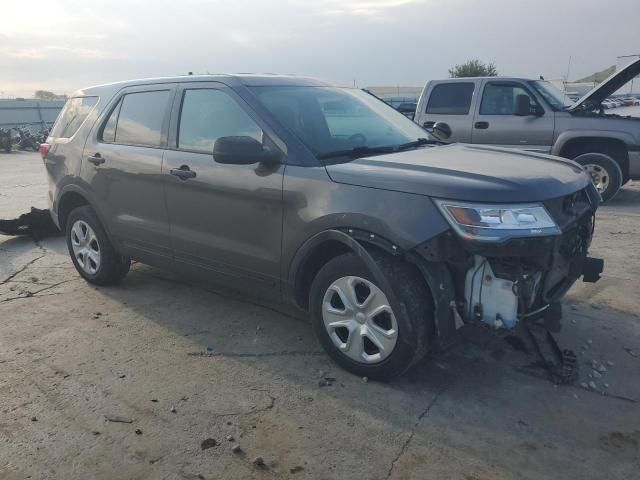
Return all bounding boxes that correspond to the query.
[529,80,574,110]
[250,86,430,157]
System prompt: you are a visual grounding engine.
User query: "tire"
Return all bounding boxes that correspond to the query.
[573,152,623,203]
[65,206,130,285]
[309,251,434,380]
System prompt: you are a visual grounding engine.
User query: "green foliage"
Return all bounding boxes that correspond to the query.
[34,90,67,100]
[448,59,498,78]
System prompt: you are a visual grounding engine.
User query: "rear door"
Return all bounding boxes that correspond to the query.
[416,81,477,142]
[83,85,175,266]
[471,80,554,152]
[162,82,284,295]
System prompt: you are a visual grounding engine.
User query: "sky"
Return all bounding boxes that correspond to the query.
[1,0,639,97]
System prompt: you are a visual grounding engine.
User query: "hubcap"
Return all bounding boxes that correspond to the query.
[70,220,101,275]
[583,163,610,193]
[322,276,398,364]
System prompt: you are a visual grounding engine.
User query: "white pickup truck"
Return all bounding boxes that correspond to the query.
[414,58,640,201]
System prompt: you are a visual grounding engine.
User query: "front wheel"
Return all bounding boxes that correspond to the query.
[573,153,623,203]
[309,252,434,380]
[66,206,130,285]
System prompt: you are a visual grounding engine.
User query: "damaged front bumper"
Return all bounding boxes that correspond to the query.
[412,186,603,340]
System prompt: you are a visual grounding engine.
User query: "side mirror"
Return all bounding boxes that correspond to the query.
[432,121,452,140]
[514,94,532,116]
[213,136,281,166]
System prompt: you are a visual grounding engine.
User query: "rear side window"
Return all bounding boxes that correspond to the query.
[101,90,170,147]
[50,96,98,138]
[426,83,474,115]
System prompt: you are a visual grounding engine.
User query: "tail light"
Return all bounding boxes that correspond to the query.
[39,143,51,161]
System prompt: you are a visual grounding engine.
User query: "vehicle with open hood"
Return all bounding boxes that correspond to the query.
[42,74,603,379]
[415,58,640,202]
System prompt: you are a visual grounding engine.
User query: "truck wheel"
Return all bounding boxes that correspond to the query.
[573,153,623,203]
[309,252,434,380]
[66,206,130,285]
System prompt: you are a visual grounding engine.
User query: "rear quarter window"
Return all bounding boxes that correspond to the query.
[426,83,475,115]
[50,96,99,138]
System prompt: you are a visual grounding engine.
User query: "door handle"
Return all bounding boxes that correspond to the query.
[423,121,435,128]
[87,153,105,165]
[170,165,196,180]
[474,121,489,130]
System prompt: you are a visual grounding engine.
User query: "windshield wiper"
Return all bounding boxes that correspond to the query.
[396,137,439,150]
[317,137,440,161]
[317,145,395,160]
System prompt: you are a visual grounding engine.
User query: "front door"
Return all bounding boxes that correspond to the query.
[162,83,284,294]
[471,80,555,152]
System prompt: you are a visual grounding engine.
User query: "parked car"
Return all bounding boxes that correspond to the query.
[414,59,640,202]
[602,100,615,109]
[42,75,603,379]
[396,102,417,119]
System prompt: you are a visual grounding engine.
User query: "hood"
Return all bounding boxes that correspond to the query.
[325,144,590,203]
[568,57,640,112]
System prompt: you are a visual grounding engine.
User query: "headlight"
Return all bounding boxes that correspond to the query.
[433,199,560,242]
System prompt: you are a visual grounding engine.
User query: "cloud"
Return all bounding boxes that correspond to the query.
[320,0,424,16]
[0,0,639,97]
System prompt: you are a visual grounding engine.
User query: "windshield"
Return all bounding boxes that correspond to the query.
[529,81,574,111]
[250,86,431,158]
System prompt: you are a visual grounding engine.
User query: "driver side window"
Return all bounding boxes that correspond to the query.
[178,89,263,153]
[480,83,539,115]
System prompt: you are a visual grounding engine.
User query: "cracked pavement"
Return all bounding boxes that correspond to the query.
[1,152,639,479]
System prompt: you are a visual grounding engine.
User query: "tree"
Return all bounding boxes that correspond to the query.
[34,90,67,100]
[448,59,498,78]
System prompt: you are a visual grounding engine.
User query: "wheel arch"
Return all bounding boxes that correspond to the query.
[288,229,403,311]
[554,133,631,181]
[288,228,458,349]
[56,185,112,238]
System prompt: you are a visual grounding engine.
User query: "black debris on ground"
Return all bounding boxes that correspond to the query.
[0,208,60,239]
[200,438,218,450]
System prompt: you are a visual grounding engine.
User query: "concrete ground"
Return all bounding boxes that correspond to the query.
[1,151,639,480]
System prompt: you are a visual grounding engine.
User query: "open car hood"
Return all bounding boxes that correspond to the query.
[568,57,640,112]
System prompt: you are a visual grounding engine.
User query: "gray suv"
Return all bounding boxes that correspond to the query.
[42,75,603,379]
[414,58,640,202]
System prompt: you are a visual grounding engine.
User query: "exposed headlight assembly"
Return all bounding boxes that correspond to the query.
[434,199,560,242]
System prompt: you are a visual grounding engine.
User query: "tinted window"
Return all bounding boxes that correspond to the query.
[178,89,262,153]
[101,98,122,143]
[50,96,98,138]
[426,83,474,115]
[480,83,539,115]
[105,90,170,146]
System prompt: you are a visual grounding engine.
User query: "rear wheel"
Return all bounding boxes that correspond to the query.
[309,252,434,380]
[66,206,130,285]
[573,152,623,203]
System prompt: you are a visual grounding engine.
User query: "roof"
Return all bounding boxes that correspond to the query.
[77,74,334,96]
[431,77,534,82]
